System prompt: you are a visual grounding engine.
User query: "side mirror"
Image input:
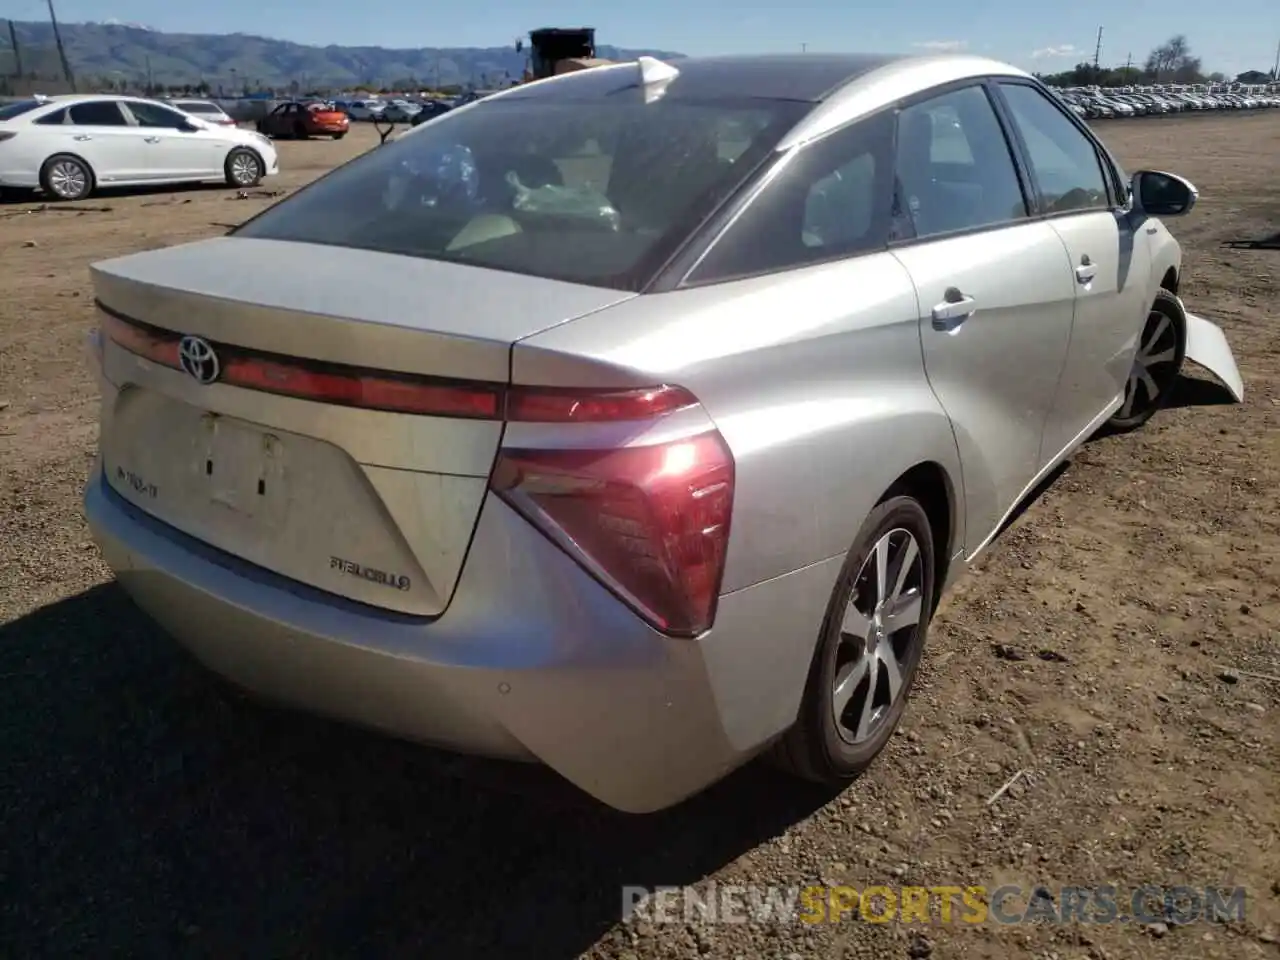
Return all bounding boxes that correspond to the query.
[1130,170,1198,217]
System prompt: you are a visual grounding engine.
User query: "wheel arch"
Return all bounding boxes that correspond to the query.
[882,460,957,615]
[226,143,264,165]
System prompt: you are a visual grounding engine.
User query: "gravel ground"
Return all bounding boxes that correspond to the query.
[1,116,1278,959]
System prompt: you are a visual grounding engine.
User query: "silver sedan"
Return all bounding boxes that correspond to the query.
[84,52,1243,813]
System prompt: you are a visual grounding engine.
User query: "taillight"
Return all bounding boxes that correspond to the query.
[219,354,500,418]
[507,384,697,422]
[98,309,501,418]
[100,311,180,367]
[491,412,735,638]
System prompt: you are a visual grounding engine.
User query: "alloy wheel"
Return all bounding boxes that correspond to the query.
[1118,308,1180,420]
[48,160,87,199]
[832,527,926,744]
[230,153,260,186]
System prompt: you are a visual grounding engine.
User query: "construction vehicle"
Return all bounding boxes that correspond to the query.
[517,28,614,82]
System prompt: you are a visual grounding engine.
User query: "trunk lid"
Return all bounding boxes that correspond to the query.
[91,237,634,615]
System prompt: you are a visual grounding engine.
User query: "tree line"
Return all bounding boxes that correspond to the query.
[1037,35,1277,87]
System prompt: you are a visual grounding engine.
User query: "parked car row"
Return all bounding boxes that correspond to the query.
[1050,85,1280,119]
[331,93,479,123]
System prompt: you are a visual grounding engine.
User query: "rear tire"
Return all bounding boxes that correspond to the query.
[1107,289,1186,432]
[224,148,263,188]
[39,154,93,201]
[293,121,309,140]
[772,495,936,783]
[332,131,346,140]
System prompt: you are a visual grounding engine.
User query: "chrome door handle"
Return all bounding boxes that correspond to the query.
[143,136,161,144]
[72,134,92,141]
[931,289,977,330]
[1075,264,1097,283]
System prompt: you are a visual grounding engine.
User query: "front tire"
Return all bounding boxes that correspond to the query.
[1107,289,1187,431]
[332,131,346,140]
[225,148,263,188]
[39,154,93,201]
[773,495,936,783]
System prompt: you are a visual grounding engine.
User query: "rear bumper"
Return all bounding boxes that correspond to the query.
[85,469,837,812]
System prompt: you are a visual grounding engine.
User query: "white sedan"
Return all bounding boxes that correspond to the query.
[0,94,279,201]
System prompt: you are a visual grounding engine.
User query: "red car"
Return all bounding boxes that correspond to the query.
[256,101,349,140]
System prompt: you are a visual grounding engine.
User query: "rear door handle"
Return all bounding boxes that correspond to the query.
[931,290,977,330]
[1075,263,1097,283]
[72,134,92,141]
[143,136,161,144]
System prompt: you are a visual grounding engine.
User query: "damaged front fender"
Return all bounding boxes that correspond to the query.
[1181,304,1244,403]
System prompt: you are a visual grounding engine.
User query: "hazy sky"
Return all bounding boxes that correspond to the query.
[11,0,1279,79]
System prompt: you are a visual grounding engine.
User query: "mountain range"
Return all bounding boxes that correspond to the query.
[1,20,684,91]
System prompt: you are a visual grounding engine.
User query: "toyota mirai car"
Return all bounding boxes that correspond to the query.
[84,53,1243,813]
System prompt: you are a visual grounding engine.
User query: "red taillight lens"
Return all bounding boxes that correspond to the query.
[219,355,500,418]
[491,430,735,638]
[101,312,180,368]
[507,384,697,422]
[98,310,501,418]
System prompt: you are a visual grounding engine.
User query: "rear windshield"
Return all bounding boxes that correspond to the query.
[0,100,43,121]
[234,96,805,290]
[174,101,221,114]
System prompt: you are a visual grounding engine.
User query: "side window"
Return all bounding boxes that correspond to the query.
[126,101,187,128]
[996,83,1110,215]
[68,101,127,126]
[687,110,894,284]
[34,108,68,125]
[892,85,1027,242]
[803,153,876,250]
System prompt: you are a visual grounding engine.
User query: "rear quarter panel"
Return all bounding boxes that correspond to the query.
[513,252,965,596]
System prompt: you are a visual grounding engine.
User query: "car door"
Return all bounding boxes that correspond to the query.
[63,100,150,184]
[993,80,1153,460]
[887,83,1077,554]
[262,104,290,137]
[121,100,223,180]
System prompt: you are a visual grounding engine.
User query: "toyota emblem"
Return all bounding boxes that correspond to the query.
[178,335,221,385]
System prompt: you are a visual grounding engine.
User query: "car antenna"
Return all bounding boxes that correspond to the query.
[636,55,679,102]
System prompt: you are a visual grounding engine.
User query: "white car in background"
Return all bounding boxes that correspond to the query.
[165,98,238,128]
[0,94,279,201]
[343,99,385,121]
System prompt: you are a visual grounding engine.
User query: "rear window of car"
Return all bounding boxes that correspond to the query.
[0,100,43,121]
[234,96,806,291]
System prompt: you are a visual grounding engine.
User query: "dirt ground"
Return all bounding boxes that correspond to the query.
[1,116,1277,959]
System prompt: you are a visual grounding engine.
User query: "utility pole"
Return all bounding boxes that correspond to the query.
[1272,37,1279,80]
[1124,52,1131,77]
[1093,26,1103,70]
[6,20,24,78]
[801,43,807,53]
[45,0,75,91]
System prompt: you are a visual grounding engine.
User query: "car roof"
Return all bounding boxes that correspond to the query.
[40,93,138,104]
[504,53,909,103]
[491,52,1033,147]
